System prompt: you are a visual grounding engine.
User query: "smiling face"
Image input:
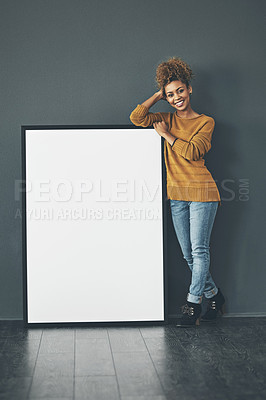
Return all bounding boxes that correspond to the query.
[164,80,192,111]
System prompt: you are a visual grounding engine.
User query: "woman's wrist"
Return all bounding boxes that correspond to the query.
[163,131,176,146]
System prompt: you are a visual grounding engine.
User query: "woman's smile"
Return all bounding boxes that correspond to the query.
[175,99,185,108]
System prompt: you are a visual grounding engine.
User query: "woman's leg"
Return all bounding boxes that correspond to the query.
[170,200,218,303]
[170,200,193,270]
[187,201,219,304]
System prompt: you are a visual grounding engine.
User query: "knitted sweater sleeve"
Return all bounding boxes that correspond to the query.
[171,118,215,161]
[129,104,167,127]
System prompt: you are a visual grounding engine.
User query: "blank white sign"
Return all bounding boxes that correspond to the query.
[24,127,164,323]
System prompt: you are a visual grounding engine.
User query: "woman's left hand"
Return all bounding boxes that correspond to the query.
[153,121,169,137]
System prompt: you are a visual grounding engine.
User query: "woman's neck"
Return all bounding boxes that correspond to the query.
[175,106,201,119]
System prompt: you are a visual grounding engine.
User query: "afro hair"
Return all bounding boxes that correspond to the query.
[156,57,195,97]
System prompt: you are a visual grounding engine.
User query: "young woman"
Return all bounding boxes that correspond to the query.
[129,57,225,327]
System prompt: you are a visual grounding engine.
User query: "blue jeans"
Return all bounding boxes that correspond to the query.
[170,200,219,304]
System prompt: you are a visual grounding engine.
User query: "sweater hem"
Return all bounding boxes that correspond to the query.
[167,185,222,207]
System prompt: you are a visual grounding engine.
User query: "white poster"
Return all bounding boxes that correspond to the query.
[23,127,165,324]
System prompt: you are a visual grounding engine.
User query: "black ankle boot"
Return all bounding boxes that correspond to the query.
[201,288,225,322]
[176,301,201,327]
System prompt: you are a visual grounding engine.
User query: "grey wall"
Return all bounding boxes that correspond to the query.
[1,0,265,319]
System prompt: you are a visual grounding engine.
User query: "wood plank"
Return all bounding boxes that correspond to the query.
[75,328,108,340]
[42,328,75,339]
[39,335,74,354]
[113,351,164,397]
[28,376,74,398]
[33,352,74,377]
[75,338,115,376]
[108,327,147,352]
[75,376,119,399]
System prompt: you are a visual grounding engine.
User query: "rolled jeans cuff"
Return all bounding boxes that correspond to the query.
[187,293,203,304]
[204,287,218,299]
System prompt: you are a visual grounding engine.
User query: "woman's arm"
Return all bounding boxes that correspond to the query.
[171,119,215,161]
[129,90,166,127]
[153,119,215,160]
[141,90,164,108]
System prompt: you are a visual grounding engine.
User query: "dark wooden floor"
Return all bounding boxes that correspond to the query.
[0,317,265,399]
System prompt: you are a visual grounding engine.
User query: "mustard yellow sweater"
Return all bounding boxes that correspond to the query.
[130,104,221,207]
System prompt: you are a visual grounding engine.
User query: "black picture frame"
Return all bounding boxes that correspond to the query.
[21,125,169,328]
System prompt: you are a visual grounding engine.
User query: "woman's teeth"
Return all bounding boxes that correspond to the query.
[176,100,184,107]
